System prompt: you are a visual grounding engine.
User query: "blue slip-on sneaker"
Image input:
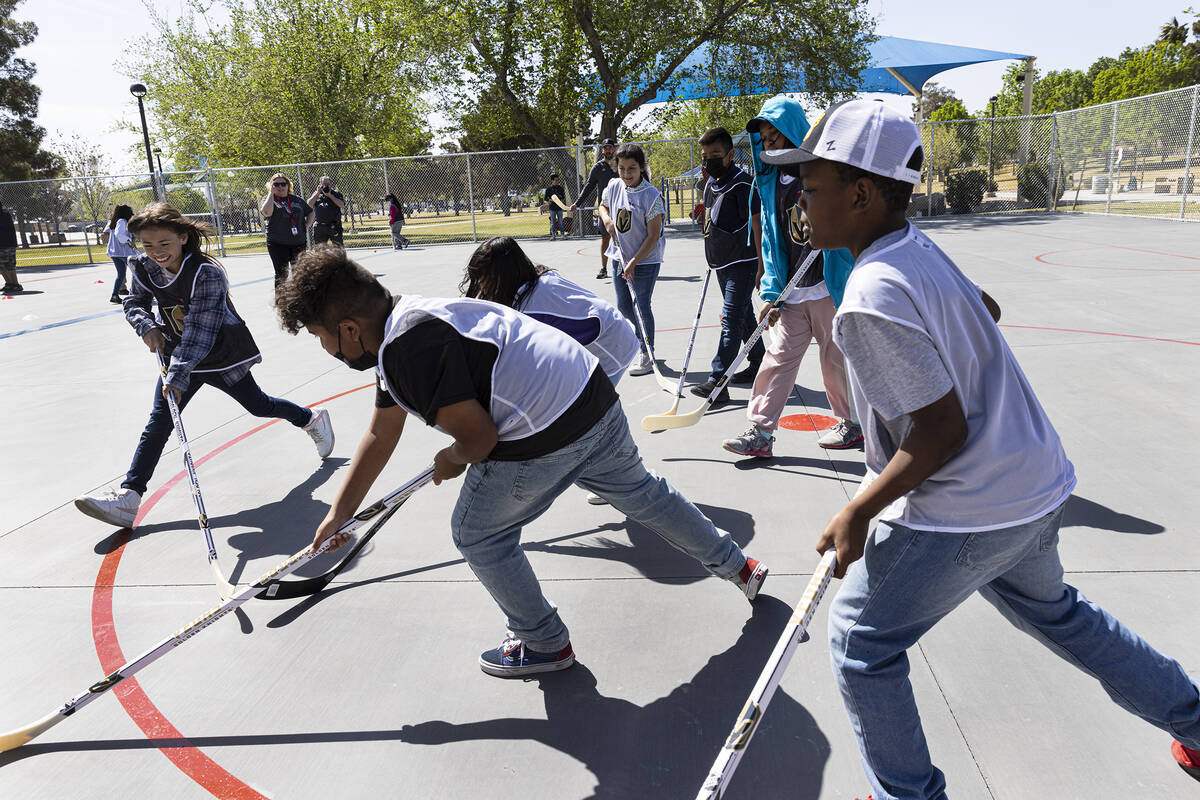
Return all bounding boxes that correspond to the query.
[479,634,576,678]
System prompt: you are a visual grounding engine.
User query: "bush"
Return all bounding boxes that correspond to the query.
[945,169,987,214]
[1017,162,1066,207]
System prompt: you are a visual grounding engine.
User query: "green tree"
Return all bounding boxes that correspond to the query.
[446,0,873,147]
[125,0,443,167]
[1090,41,1200,103]
[915,82,960,119]
[0,0,61,185]
[1160,16,1189,45]
[52,133,115,242]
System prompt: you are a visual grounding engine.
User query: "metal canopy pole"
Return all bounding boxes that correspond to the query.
[1105,104,1118,215]
[1181,85,1198,220]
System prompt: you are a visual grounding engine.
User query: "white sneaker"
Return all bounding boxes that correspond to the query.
[304,407,335,458]
[628,352,653,376]
[585,491,608,505]
[75,488,142,528]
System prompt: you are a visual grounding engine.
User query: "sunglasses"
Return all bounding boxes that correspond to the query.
[272,182,288,187]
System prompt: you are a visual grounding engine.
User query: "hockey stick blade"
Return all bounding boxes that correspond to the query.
[695,549,838,799]
[642,250,820,433]
[0,468,434,754]
[258,464,434,600]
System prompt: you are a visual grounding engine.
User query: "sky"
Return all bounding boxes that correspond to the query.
[14,0,1197,173]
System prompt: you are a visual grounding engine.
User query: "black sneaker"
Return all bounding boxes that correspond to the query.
[729,365,759,385]
[479,635,575,677]
[596,268,608,279]
[689,379,729,404]
[109,295,122,304]
[2,283,22,294]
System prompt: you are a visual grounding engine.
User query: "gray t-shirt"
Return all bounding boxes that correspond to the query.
[835,311,953,460]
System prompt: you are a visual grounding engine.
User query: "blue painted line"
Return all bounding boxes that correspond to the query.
[0,248,400,341]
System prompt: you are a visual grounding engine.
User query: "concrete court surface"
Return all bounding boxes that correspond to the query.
[0,213,1198,799]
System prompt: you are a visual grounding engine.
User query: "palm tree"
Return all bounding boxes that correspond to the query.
[1160,16,1188,45]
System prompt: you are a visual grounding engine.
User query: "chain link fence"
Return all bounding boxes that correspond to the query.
[4,85,1197,269]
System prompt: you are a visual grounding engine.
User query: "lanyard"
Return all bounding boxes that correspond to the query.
[276,195,295,220]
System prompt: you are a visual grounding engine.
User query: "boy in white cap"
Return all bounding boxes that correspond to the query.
[761,99,1200,797]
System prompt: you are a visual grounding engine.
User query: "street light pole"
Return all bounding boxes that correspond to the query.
[130,83,158,201]
[987,95,998,192]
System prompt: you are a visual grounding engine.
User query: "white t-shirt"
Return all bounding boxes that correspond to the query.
[834,224,1075,531]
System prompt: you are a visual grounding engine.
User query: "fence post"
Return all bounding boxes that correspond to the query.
[926,122,934,217]
[382,158,390,196]
[465,153,478,242]
[292,165,308,250]
[204,165,225,256]
[73,182,94,265]
[1181,85,1198,221]
[1047,113,1058,213]
[1105,103,1118,214]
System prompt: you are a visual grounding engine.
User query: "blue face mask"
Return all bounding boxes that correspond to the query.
[335,327,378,371]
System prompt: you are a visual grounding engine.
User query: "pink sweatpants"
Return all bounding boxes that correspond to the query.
[746,294,851,433]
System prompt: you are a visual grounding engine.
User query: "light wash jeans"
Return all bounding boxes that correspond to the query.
[450,401,746,654]
[829,502,1200,800]
[611,261,660,356]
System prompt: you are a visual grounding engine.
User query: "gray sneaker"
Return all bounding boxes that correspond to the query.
[721,426,774,458]
[75,487,142,528]
[628,352,653,376]
[817,420,864,450]
[304,407,335,458]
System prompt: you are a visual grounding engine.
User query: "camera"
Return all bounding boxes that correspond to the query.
[322,185,331,193]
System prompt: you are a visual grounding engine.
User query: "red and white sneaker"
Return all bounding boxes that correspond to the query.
[732,557,768,600]
[1173,740,1200,781]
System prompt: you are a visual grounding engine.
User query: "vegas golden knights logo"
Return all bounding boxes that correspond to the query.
[702,207,711,236]
[615,207,632,234]
[164,303,188,338]
[787,204,807,246]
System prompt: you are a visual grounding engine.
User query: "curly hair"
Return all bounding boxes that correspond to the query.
[460,236,549,310]
[275,245,390,335]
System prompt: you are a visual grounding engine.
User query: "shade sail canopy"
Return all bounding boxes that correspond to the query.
[636,36,1031,103]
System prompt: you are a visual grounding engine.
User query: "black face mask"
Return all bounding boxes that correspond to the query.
[704,156,729,180]
[335,327,378,371]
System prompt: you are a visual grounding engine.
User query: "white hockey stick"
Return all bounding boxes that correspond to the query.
[157,352,236,599]
[0,465,435,754]
[620,271,677,394]
[643,249,819,432]
[653,268,712,418]
[696,548,838,800]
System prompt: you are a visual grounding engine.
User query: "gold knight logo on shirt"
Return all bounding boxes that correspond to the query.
[615,207,632,234]
[164,303,187,337]
[787,204,808,246]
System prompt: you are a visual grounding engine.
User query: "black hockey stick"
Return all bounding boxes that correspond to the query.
[258,464,435,599]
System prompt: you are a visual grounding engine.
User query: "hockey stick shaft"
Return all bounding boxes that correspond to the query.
[619,272,676,394]
[643,249,819,432]
[0,467,435,754]
[696,549,838,800]
[671,268,712,399]
[157,352,235,598]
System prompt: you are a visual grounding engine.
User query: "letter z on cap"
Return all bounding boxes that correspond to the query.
[759,100,924,185]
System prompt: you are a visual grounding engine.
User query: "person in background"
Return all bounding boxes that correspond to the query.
[572,138,619,279]
[260,173,313,287]
[308,176,345,246]
[385,193,409,249]
[543,174,567,239]
[102,204,137,303]
[0,201,19,294]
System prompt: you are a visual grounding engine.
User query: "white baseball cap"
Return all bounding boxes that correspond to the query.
[759,99,924,185]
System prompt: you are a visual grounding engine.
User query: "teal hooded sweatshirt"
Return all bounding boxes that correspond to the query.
[748,95,855,306]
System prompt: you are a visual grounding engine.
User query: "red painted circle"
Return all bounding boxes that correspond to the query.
[91,382,373,799]
[779,413,838,431]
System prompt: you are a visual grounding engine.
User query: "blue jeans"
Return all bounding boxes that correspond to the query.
[450,401,746,653]
[548,207,564,236]
[612,262,660,356]
[710,265,764,380]
[111,257,127,295]
[829,503,1200,800]
[121,371,313,495]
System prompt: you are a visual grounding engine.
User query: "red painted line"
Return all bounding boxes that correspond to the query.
[657,322,721,334]
[999,323,1200,347]
[23,268,109,283]
[1033,247,1200,272]
[1007,227,1200,261]
[90,382,373,799]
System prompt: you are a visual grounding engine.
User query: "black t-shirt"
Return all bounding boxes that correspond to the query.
[775,176,824,287]
[0,210,16,247]
[312,189,344,224]
[374,318,617,460]
[265,194,312,245]
[543,185,566,204]
[578,159,619,206]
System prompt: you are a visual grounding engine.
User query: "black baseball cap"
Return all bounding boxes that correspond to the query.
[601,138,617,146]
